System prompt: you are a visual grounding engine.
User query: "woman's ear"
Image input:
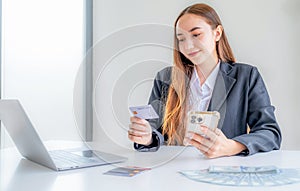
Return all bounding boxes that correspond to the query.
[215,25,223,42]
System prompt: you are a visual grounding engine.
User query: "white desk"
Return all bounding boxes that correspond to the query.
[1,144,300,191]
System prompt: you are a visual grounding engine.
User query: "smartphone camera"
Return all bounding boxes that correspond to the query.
[190,114,203,124]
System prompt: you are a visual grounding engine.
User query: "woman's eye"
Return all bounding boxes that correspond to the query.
[193,33,201,37]
[178,38,185,42]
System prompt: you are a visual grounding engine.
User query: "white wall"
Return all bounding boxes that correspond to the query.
[93,0,300,150]
[1,0,85,148]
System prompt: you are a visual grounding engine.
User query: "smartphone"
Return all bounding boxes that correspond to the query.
[186,111,220,135]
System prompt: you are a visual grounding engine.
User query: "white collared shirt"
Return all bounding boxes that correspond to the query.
[188,62,220,111]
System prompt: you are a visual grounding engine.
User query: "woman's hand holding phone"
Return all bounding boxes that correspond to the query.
[186,126,246,158]
[183,111,246,158]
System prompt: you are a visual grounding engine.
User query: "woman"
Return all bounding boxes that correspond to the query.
[128,3,281,158]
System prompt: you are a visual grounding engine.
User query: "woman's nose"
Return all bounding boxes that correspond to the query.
[184,38,194,50]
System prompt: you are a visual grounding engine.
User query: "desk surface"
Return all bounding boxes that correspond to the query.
[1,144,300,191]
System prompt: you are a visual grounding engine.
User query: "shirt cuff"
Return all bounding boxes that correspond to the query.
[236,149,250,156]
[134,132,161,152]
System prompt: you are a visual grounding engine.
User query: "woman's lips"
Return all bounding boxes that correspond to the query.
[188,50,200,57]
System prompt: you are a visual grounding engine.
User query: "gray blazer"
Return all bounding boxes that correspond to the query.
[134,62,282,155]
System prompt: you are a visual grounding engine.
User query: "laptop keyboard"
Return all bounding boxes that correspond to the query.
[49,150,104,168]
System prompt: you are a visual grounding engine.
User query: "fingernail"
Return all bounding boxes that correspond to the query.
[200,126,207,133]
[183,138,190,146]
[186,132,193,139]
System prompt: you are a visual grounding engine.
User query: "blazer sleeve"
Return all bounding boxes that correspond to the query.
[232,67,282,155]
[134,67,171,152]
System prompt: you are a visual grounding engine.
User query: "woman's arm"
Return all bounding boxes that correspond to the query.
[185,65,281,158]
[133,67,172,152]
[231,67,282,155]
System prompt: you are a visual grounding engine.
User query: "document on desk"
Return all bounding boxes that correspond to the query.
[179,165,300,186]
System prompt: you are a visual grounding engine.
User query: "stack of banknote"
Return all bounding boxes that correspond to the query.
[179,165,300,186]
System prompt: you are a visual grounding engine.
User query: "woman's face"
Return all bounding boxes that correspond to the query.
[176,14,221,66]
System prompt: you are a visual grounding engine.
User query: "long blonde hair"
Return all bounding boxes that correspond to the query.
[162,3,236,145]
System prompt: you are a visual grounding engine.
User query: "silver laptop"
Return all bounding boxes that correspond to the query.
[0,99,127,171]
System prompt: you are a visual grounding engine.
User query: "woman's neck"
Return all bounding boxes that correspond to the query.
[195,57,219,85]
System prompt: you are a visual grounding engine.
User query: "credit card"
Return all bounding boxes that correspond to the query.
[129,104,159,119]
[103,166,151,177]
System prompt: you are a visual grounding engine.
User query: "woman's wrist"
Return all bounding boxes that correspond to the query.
[227,140,247,156]
[144,133,153,146]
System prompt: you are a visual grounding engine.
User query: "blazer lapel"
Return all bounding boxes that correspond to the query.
[209,62,236,111]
